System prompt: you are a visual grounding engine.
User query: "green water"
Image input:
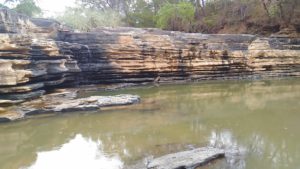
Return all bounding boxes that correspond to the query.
[1,79,300,169]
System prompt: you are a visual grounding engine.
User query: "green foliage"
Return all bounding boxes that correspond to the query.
[124,0,155,27]
[203,15,218,29]
[69,0,300,33]
[0,3,7,8]
[56,7,123,31]
[13,0,42,17]
[156,2,195,31]
[269,3,280,18]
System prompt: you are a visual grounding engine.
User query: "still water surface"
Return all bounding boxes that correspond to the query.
[0,79,300,169]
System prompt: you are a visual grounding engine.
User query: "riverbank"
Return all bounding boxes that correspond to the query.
[1,8,300,122]
[1,8,300,104]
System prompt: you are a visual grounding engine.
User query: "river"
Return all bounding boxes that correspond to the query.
[0,79,300,169]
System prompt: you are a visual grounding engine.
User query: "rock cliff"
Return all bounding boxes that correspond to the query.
[1,9,300,103]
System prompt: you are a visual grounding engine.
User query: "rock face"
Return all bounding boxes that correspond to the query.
[0,9,36,33]
[1,9,300,102]
[59,28,300,85]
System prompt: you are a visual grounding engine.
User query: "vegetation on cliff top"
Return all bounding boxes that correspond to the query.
[2,0,300,34]
[2,0,41,17]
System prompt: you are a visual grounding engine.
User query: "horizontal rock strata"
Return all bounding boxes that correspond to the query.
[1,9,300,103]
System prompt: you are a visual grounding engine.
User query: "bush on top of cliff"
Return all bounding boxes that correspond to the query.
[4,0,42,17]
[156,2,195,32]
[73,0,300,34]
[0,3,8,8]
[56,7,124,31]
[2,0,300,34]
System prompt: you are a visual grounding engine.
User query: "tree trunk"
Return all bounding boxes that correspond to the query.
[286,0,297,26]
[201,0,206,16]
[277,0,287,27]
[260,0,271,19]
[195,0,202,19]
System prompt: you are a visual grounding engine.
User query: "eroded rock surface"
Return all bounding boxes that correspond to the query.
[1,8,300,103]
[24,94,140,115]
[147,147,225,169]
[0,88,140,121]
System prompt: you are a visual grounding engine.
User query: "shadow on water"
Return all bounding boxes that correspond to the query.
[0,79,300,169]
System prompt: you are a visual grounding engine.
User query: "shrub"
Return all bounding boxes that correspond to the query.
[14,0,42,17]
[56,8,123,31]
[156,2,195,32]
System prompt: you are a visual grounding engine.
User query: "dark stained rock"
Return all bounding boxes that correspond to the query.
[1,8,300,103]
[0,117,11,123]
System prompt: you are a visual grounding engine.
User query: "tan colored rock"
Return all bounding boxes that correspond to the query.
[1,8,300,102]
[0,59,31,85]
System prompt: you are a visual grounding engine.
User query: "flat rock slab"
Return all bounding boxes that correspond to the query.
[24,94,140,115]
[147,147,225,169]
[49,94,141,112]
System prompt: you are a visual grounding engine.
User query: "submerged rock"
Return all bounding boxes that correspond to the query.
[147,147,225,169]
[0,85,140,121]
[22,94,140,116]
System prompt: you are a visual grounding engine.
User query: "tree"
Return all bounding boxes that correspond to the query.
[68,0,300,33]
[56,7,123,31]
[275,0,298,27]
[78,0,131,14]
[14,0,42,17]
[4,0,42,17]
[124,0,156,27]
[156,2,195,32]
[0,3,7,8]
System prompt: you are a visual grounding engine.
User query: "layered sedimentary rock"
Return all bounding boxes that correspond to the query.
[0,8,36,33]
[1,9,300,103]
[60,28,300,85]
[0,34,80,102]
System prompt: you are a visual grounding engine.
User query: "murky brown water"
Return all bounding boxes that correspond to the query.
[0,79,300,169]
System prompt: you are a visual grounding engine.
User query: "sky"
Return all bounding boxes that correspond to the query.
[0,0,77,17]
[37,0,76,17]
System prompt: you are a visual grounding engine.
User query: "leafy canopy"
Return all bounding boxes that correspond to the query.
[156,2,195,31]
[10,0,42,17]
[56,7,123,31]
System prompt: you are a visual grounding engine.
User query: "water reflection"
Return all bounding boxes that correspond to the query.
[25,134,123,169]
[208,129,300,169]
[0,79,300,169]
[209,130,247,169]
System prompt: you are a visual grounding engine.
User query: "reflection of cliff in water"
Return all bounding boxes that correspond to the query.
[0,79,300,169]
